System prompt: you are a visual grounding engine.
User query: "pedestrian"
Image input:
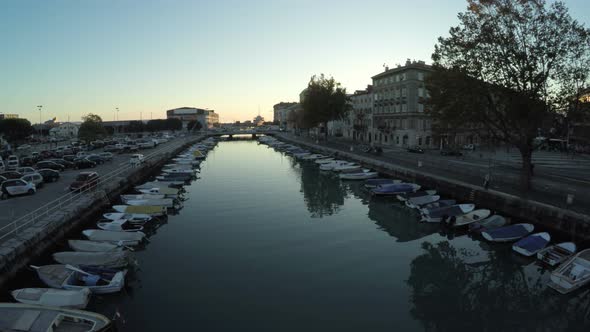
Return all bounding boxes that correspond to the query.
[483,173,491,190]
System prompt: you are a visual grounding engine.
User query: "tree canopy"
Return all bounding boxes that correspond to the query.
[146,118,183,132]
[428,0,590,190]
[301,74,351,139]
[78,113,107,142]
[0,118,33,143]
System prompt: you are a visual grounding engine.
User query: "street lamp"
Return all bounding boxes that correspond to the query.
[37,105,43,137]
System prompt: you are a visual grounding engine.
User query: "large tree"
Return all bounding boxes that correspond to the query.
[428,0,590,190]
[0,118,33,143]
[301,74,351,140]
[78,113,106,142]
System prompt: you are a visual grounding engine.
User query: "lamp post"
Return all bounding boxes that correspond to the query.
[37,105,43,138]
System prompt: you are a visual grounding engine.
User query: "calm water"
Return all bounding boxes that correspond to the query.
[6,140,590,331]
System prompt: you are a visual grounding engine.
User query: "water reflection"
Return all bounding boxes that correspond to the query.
[298,164,348,218]
[407,241,590,330]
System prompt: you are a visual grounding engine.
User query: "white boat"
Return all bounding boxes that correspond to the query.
[319,161,354,171]
[468,214,507,233]
[420,204,476,223]
[135,181,184,190]
[68,240,122,252]
[332,163,361,173]
[537,242,577,267]
[162,169,195,175]
[548,249,590,294]
[82,229,146,246]
[315,158,335,164]
[11,288,91,309]
[52,251,132,269]
[97,219,144,232]
[112,205,167,216]
[405,195,440,209]
[32,264,127,294]
[0,303,111,331]
[512,232,551,256]
[125,198,175,208]
[137,187,179,197]
[452,209,491,227]
[103,212,152,223]
[339,171,379,180]
[396,190,437,202]
[121,194,165,202]
[301,154,325,160]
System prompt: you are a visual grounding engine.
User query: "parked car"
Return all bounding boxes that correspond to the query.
[462,144,475,151]
[35,161,65,171]
[48,158,75,169]
[73,158,97,169]
[40,150,53,159]
[103,145,118,152]
[86,155,105,165]
[37,168,60,183]
[0,171,24,179]
[21,173,44,188]
[440,149,463,156]
[0,175,6,185]
[20,156,35,166]
[31,152,41,162]
[407,146,424,154]
[129,154,145,165]
[62,154,77,162]
[16,167,36,175]
[69,172,99,192]
[98,152,113,161]
[76,152,89,158]
[1,179,36,199]
[6,155,19,170]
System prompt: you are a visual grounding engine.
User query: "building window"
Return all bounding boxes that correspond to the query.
[418,88,424,98]
[418,72,424,81]
[402,87,407,97]
[418,137,423,146]
[402,104,408,112]
[396,136,400,144]
[418,104,424,113]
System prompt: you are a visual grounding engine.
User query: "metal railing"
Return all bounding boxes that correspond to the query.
[0,135,201,243]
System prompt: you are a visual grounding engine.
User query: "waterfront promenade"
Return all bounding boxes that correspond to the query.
[277,133,590,216]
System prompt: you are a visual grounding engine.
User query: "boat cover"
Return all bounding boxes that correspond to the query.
[427,206,464,218]
[485,224,528,239]
[372,184,415,194]
[365,179,394,186]
[514,235,548,252]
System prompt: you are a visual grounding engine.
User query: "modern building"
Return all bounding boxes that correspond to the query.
[0,114,18,120]
[49,122,80,138]
[345,86,373,142]
[371,59,434,147]
[166,107,219,129]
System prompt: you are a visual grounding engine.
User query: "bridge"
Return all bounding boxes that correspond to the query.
[205,130,278,139]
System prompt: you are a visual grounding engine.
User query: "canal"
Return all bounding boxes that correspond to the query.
[4,139,590,331]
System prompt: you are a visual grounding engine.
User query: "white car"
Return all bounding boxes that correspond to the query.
[1,179,36,199]
[129,154,145,165]
[6,155,19,170]
[17,167,36,175]
[21,173,44,188]
[76,152,89,158]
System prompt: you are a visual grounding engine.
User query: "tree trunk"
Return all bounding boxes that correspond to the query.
[518,145,533,192]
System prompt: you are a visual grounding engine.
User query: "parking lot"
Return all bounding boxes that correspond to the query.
[0,138,184,228]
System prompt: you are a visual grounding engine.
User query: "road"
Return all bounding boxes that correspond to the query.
[0,138,186,229]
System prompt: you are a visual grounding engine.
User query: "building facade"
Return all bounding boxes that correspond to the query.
[166,107,219,129]
[273,102,298,128]
[345,86,374,142]
[371,60,433,147]
[49,122,80,138]
[0,114,18,120]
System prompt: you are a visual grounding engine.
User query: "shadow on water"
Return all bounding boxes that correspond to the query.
[407,240,590,331]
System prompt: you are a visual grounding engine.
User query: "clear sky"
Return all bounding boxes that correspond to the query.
[1,0,589,124]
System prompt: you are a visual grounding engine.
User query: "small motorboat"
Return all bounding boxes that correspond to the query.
[420,204,475,223]
[548,249,590,294]
[11,288,91,309]
[32,264,127,294]
[52,251,132,269]
[512,232,551,256]
[97,219,144,232]
[156,174,192,182]
[103,212,152,223]
[468,214,507,233]
[68,240,122,252]
[420,199,456,211]
[137,187,179,197]
[162,169,195,176]
[121,194,165,203]
[332,163,361,173]
[82,229,146,246]
[339,171,379,180]
[0,303,111,331]
[405,195,440,209]
[371,183,421,196]
[452,209,491,227]
[135,181,183,190]
[481,223,534,242]
[125,198,175,208]
[301,154,325,160]
[319,161,354,171]
[112,205,167,216]
[364,178,401,188]
[537,242,577,267]
[315,158,335,164]
[396,190,437,202]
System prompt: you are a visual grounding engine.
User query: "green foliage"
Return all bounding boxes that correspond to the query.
[78,113,106,143]
[125,121,145,133]
[0,118,33,142]
[301,74,351,136]
[429,0,590,190]
[146,118,183,132]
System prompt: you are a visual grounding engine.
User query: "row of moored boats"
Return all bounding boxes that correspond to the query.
[0,137,218,331]
[259,136,590,295]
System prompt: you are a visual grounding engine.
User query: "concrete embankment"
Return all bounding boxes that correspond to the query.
[275,134,590,241]
[0,136,203,287]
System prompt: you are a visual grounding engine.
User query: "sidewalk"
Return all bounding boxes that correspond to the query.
[281,133,590,216]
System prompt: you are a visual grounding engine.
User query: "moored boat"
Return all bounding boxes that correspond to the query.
[32,264,126,294]
[537,242,577,267]
[405,195,440,209]
[452,209,491,227]
[97,219,144,232]
[468,214,507,233]
[371,183,421,196]
[103,212,152,223]
[339,171,379,180]
[82,229,146,246]
[364,178,401,188]
[11,288,91,309]
[420,204,475,223]
[68,240,122,252]
[548,249,590,294]
[52,251,132,269]
[420,199,456,212]
[112,205,167,216]
[396,190,437,202]
[481,223,534,242]
[512,232,551,256]
[125,198,175,208]
[0,303,112,331]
